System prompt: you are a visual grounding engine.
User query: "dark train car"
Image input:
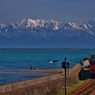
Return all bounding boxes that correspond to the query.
[89,55,95,77]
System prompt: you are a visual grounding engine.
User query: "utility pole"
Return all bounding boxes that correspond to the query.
[62,57,70,95]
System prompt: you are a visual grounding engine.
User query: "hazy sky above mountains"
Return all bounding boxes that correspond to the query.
[0,0,95,24]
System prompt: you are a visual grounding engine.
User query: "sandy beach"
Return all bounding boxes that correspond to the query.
[0,69,64,74]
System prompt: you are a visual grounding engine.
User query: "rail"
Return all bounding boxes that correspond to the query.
[69,79,95,95]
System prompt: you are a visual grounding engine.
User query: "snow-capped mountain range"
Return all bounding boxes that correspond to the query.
[0,18,95,48]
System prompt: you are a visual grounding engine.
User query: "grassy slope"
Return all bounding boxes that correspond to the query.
[49,80,85,95]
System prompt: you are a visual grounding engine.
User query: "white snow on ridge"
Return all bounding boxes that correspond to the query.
[26,18,60,30]
[68,22,83,30]
[0,18,95,35]
[27,18,46,28]
[83,24,88,29]
[53,25,59,30]
[27,19,37,27]
[50,20,60,30]
[5,29,7,32]
[20,19,26,25]
[0,24,6,28]
[88,24,92,28]
[68,22,78,28]
[88,31,94,34]
[68,22,94,30]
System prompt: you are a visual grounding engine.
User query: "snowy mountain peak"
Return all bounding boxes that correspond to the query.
[27,18,45,28]
[26,18,60,30]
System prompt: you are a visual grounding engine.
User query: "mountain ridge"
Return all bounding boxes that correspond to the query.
[0,18,95,48]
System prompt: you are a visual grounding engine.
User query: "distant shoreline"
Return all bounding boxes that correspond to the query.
[0,69,61,74]
[0,48,95,50]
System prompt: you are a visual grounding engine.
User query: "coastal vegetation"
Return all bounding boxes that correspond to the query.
[49,80,85,95]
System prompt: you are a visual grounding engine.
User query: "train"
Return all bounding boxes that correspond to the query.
[82,55,95,77]
[89,55,95,76]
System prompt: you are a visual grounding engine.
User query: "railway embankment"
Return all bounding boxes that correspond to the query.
[0,64,81,95]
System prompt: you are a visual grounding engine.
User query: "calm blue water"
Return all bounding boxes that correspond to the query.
[0,49,95,85]
[0,49,94,70]
[0,72,50,85]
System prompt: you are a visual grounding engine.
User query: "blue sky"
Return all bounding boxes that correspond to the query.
[0,0,95,24]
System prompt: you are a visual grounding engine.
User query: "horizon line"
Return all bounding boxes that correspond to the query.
[0,48,95,50]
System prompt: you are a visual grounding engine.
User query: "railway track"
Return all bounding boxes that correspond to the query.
[68,79,95,95]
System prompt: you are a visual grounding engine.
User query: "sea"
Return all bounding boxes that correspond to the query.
[0,49,95,85]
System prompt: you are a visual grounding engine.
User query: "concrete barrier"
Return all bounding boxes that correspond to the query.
[0,64,81,95]
[69,63,80,75]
